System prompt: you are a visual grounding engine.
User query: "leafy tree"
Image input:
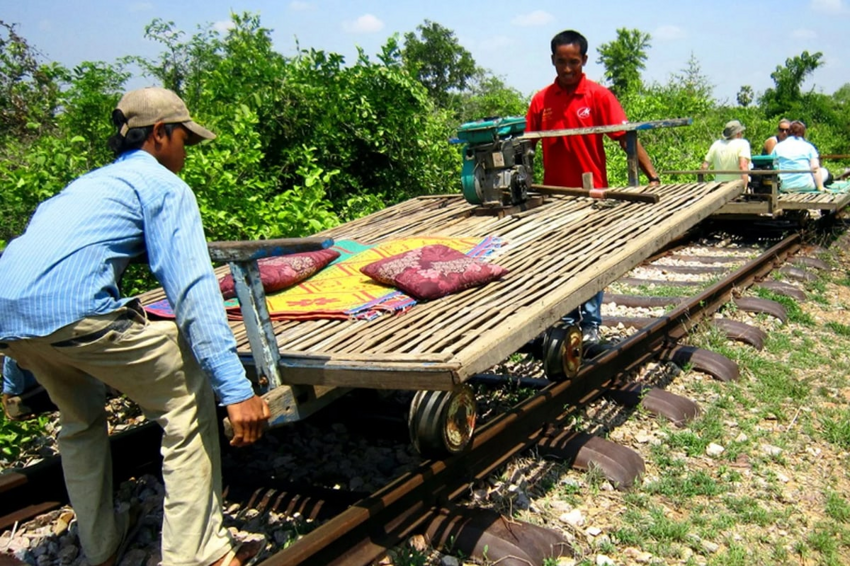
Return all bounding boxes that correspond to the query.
[0,134,92,245]
[58,62,130,164]
[737,85,754,108]
[129,17,224,105]
[834,83,850,105]
[759,51,850,139]
[135,18,191,94]
[667,54,714,114]
[833,83,850,143]
[401,20,476,109]
[274,42,458,210]
[760,51,823,117]
[456,71,528,122]
[125,13,461,238]
[128,18,228,109]
[0,20,67,147]
[596,28,651,96]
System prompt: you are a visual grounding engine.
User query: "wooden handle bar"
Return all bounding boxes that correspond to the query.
[521,118,692,140]
[208,237,333,263]
[530,183,660,203]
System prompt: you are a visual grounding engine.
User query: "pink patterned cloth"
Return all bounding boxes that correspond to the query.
[218,248,340,299]
[360,244,508,300]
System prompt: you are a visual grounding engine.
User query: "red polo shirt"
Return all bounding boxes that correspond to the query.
[525,74,628,188]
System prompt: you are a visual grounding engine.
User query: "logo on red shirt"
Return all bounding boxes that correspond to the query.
[577,107,591,119]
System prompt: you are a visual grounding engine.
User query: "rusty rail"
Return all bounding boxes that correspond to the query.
[262,233,801,566]
[0,423,163,530]
[2,234,802,562]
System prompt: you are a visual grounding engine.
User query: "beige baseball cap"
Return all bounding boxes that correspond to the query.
[115,87,215,145]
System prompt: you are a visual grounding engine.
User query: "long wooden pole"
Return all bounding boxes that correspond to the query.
[520,118,692,140]
[530,183,660,203]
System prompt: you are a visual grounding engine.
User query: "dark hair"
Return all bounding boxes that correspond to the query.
[551,30,588,56]
[790,120,806,138]
[107,109,179,157]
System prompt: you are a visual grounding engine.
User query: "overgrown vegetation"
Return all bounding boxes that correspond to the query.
[3,14,850,252]
[0,414,50,462]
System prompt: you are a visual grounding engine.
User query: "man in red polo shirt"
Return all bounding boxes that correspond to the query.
[526,29,661,344]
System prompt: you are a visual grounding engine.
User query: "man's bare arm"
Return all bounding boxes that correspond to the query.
[619,138,660,185]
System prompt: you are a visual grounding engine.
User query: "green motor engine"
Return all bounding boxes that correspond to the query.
[455,116,534,206]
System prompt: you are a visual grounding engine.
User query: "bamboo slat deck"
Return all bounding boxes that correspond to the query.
[776,190,850,211]
[714,189,850,215]
[664,170,850,217]
[139,181,744,391]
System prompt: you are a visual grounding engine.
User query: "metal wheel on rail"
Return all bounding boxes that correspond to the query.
[542,324,582,381]
[408,385,477,458]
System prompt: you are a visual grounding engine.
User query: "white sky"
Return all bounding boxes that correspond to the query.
[5,0,850,104]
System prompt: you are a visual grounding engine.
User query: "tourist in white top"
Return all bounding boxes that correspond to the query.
[701,120,752,185]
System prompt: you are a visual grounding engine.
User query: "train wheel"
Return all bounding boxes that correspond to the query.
[542,324,582,381]
[408,386,477,458]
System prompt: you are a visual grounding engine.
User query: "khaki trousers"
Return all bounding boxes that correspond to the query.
[3,303,232,566]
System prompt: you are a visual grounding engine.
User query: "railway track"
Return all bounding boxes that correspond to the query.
[2,223,846,566]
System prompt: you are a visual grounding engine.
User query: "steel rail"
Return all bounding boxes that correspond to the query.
[0,422,163,530]
[262,233,802,566]
[2,235,802,561]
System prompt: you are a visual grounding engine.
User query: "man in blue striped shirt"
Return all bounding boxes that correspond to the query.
[0,88,268,566]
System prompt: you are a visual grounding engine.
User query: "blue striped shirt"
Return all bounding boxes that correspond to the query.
[0,150,254,405]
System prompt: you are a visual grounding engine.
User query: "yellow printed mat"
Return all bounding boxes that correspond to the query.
[249,236,500,320]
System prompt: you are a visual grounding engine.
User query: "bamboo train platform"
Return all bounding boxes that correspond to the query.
[775,189,850,211]
[139,181,745,392]
[663,168,850,217]
[712,187,850,217]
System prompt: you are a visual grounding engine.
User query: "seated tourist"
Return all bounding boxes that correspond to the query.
[762,118,791,155]
[700,120,751,185]
[770,121,829,192]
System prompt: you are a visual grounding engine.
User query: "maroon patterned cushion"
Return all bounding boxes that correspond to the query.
[219,248,340,299]
[360,244,508,300]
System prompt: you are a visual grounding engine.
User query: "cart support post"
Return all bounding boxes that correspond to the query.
[227,260,283,391]
[626,131,639,186]
[207,236,334,393]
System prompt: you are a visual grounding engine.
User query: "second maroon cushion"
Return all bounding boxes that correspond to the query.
[360,244,508,300]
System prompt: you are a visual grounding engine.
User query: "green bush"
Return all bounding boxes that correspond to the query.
[2,13,850,252]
